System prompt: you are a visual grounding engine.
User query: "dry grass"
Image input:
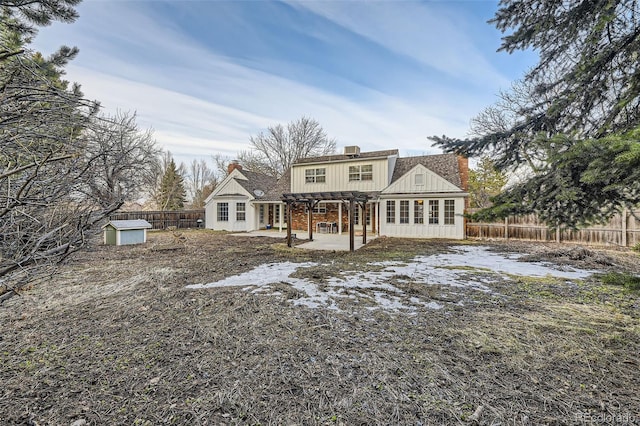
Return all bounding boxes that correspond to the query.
[1,230,639,425]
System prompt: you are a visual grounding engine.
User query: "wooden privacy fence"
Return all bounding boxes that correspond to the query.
[109,210,205,230]
[466,209,640,247]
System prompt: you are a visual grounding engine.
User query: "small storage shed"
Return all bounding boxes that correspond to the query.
[102,219,152,246]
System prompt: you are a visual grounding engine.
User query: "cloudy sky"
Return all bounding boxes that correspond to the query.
[33,0,537,167]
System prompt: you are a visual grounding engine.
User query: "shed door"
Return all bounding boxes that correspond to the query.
[104,227,117,245]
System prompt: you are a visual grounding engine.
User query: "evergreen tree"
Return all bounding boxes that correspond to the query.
[158,159,186,211]
[468,158,508,209]
[431,0,640,227]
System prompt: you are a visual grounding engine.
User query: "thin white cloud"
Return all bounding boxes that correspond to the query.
[31,0,517,167]
[286,0,511,89]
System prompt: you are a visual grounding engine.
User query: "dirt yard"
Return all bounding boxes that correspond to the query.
[1,230,639,425]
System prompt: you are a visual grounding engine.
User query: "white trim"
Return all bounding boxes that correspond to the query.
[380,192,468,199]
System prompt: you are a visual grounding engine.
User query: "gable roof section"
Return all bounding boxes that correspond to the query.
[261,169,291,201]
[234,170,277,199]
[294,149,399,165]
[206,168,276,203]
[390,154,462,188]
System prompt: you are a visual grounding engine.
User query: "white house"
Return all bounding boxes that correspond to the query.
[205,148,469,239]
[204,163,277,232]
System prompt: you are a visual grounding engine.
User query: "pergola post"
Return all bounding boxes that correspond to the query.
[308,200,314,241]
[286,201,293,247]
[374,202,379,235]
[362,202,367,245]
[349,199,355,252]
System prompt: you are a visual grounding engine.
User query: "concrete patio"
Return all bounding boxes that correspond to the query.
[231,229,377,251]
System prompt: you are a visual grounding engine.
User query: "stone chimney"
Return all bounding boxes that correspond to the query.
[457,155,469,191]
[227,160,243,174]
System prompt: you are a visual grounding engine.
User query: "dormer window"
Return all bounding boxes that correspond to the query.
[349,164,373,181]
[305,168,326,183]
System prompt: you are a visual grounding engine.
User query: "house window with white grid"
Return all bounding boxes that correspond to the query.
[305,168,326,183]
[400,200,409,224]
[386,200,395,224]
[429,200,439,224]
[414,200,424,224]
[236,202,246,221]
[348,164,373,181]
[217,202,228,222]
[305,204,327,214]
[444,200,455,225]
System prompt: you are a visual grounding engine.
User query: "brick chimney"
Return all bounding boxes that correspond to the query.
[227,160,243,174]
[457,155,469,191]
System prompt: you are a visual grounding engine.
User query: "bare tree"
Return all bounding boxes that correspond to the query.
[186,159,217,208]
[81,111,162,209]
[0,1,164,302]
[212,153,233,177]
[240,116,336,178]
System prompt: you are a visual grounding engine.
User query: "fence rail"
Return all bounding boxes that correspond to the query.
[109,209,205,230]
[466,209,640,247]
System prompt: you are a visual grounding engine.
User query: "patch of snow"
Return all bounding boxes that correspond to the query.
[186,262,317,289]
[186,245,595,313]
[416,246,593,280]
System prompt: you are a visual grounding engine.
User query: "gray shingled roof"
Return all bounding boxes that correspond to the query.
[234,170,277,199]
[390,154,462,188]
[261,169,291,201]
[294,149,399,165]
[224,154,462,203]
[103,219,152,230]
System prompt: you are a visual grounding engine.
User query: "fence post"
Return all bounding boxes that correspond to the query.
[504,217,509,240]
[622,208,628,247]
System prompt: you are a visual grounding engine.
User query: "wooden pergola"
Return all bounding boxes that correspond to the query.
[281,191,374,252]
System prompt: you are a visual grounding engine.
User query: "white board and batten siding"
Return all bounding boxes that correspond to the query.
[204,169,255,232]
[380,198,465,239]
[291,157,391,193]
[379,164,467,239]
[206,196,255,232]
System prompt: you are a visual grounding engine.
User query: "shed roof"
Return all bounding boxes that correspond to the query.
[390,154,462,188]
[103,219,152,230]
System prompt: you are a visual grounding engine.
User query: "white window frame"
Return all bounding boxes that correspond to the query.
[305,168,326,183]
[429,200,439,225]
[348,164,373,181]
[236,202,246,221]
[217,202,229,222]
[399,200,409,224]
[414,200,424,224]
[386,200,395,224]
[444,199,455,225]
[305,203,328,214]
